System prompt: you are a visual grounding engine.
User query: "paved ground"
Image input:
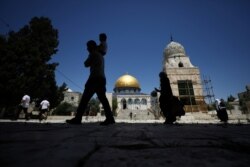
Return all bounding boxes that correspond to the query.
[0,121,250,167]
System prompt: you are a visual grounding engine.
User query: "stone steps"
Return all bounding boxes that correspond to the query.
[116,109,155,120]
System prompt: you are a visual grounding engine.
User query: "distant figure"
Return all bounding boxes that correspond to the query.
[98,33,107,56]
[39,99,50,121]
[129,112,133,120]
[15,94,31,120]
[215,99,228,123]
[155,72,185,124]
[66,40,115,125]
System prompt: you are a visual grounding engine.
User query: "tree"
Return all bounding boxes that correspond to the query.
[52,102,76,116]
[239,99,248,113]
[227,95,236,102]
[88,98,100,116]
[0,17,66,112]
[112,97,118,116]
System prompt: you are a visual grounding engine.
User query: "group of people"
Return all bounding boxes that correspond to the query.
[66,33,186,125]
[16,33,228,125]
[15,94,50,121]
[155,72,228,124]
[64,33,227,125]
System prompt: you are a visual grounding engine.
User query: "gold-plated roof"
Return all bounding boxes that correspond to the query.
[115,74,140,88]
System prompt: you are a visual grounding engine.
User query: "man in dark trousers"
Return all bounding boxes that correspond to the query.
[66,40,115,125]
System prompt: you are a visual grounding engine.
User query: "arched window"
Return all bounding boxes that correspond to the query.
[134,98,140,104]
[178,62,184,67]
[141,98,147,105]
[128,98,133,104]
[121,98,127,109]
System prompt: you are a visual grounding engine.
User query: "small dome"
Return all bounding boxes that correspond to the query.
[164,41,186,58]
[115,74,140,89]
[67,88,73,92]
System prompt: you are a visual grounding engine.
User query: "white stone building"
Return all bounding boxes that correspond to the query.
[163,40,207,112]
[113,74,151,111]
[62,89,81,107]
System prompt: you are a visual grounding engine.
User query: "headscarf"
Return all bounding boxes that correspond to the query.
[215,99,221,110]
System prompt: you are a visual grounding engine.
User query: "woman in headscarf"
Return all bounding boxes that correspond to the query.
[215,99,228,123]
[155,72,185,124]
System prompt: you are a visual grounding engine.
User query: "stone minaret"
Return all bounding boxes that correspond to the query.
[163,40,207,112]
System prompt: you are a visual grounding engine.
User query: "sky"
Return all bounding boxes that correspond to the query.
[1,0,250,101]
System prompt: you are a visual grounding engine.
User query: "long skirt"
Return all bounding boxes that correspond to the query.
[160,96,185,122]
[217,108,228,122]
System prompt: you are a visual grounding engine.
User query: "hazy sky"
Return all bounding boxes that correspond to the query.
[1,0,250,101]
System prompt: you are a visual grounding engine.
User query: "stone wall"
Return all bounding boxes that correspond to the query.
[165,67,207,112]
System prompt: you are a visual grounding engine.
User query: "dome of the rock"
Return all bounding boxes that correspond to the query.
[114,74,141,93]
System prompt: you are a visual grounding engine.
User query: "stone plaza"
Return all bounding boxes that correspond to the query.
[1,114,250,167]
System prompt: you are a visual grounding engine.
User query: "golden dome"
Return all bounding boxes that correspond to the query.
[115,74,140,89]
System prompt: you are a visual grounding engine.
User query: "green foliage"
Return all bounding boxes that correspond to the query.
[88,98,100,116]
[52,102,76,116]
[112,97,117,112]
[207,104,215,111]
[226,102,234,110]
[227,95,236,102]
[0,17,66,111]
[112,97,118,116]
[239,99,248,113]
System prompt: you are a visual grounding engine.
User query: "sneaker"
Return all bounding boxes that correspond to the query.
[100,118,115,126]
[66,117,82,124]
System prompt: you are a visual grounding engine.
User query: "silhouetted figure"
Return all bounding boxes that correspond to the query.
[98,33,107,56]
[66,40,115,125]
[129,112,133,120]
[15,94,31,120]
[156,72,185,124]
[215,99,228,123]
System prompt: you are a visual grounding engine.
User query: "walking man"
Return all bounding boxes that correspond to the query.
[66,40,115,125]
[39,98,50,121]
[15,94,31,120]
